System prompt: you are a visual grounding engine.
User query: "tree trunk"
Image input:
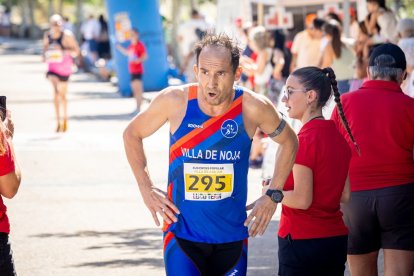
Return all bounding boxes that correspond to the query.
[189,0,196,10]
[27,0,36,38]
[58,0,64,15]
[75,0,84,40]
[48,0,54,17]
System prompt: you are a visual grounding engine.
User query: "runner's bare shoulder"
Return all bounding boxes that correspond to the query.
[150,84,188,118]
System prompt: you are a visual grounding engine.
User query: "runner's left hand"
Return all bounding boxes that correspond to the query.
[244,195,277,237]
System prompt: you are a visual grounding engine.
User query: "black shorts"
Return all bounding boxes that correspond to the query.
[130,73,142,81]
[0,233,16,275]
[278,234,347,276]
[174,237,246,275]
[46,71,70,82]
[342,182,414,254]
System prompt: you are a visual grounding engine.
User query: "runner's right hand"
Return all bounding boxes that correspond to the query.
[142,186,180,227]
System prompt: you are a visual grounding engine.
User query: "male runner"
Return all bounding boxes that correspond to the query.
[123,33,298,275]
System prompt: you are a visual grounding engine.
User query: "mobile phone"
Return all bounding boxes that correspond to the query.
[0,96,6,121]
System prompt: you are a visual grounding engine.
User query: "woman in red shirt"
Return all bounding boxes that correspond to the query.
[276,66,357,275]
[0,110,21,275]
[116,28,148,114]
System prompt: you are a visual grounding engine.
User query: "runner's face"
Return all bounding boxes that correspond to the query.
[50,21,62,32]
[194,46,241,106]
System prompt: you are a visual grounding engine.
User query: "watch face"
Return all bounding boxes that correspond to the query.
[271,190,283,203]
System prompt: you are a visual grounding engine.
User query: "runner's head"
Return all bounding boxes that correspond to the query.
[50,14,63,30]
[130,28,139,42]
[194,33,241,74]
[193,33,242,106]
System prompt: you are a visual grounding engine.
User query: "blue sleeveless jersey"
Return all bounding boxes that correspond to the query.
[164,85,252,243]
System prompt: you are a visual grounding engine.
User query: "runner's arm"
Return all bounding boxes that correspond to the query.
[64,31,80,57]
[123,89,181,226]
[116,44,129,56]
[42,32,49,61]
[244,95,298,237]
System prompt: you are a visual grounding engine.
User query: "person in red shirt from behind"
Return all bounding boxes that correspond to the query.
[272,66,357,275]
[117,28,148,114]
[0,110,22,275]
[332,43,414,276]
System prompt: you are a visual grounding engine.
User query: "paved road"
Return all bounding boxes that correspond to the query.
[0,39,384,275]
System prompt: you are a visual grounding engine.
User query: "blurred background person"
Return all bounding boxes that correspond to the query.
[290,15,325,72]
[246,26,273,95]
[177,9,210,83]
[320,20,354,93]
[397,18,414,97]
[0,6,11,38]
[364,0,398,44]
[0,109,21,276]
[268,30,288,105]
[80,15,100,63]
[43,14,79,132]
[116,28,147,114]
[97,14,111,60]
[62,16,74,33]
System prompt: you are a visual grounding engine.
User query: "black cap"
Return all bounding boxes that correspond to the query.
[369,43,406,70]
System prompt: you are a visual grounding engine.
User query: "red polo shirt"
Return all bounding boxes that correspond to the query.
[0,142,15,234]
[331,80,414,192]
[278,120,350,240]
[128,41,146,74]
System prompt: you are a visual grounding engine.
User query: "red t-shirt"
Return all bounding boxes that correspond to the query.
[331,80,414,191]
[278,120,350,240]
[0,142,15,234]
[128,41,146,74]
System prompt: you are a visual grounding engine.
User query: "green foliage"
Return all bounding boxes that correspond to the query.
[401,0,414,18]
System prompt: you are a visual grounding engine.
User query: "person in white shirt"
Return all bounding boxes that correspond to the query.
[80,15,100,62]
[290,15,324,72]
[397,18,414,97]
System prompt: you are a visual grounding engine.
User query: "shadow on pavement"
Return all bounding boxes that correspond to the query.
[31,228,165,269]
[29,222,283,274]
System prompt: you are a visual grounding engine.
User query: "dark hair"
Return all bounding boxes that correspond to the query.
[131,28,139,34]
[358,20,369,36]
[323,22,342,58]
[191,9,199,17]
[194,33,241,73]
[98,15,108,32]
[327,12,342,26]
[313,18,326,31]
[292,67,359,153]
[367,0,387,10]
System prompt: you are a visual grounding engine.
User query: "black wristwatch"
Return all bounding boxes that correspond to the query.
[265,189,284,203]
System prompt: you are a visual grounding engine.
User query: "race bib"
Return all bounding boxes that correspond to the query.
[184,163,234,201]
[45,50,63,63]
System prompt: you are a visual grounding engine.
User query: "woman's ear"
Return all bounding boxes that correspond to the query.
[307,89,318,105]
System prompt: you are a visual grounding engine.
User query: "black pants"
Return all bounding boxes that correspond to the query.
[0,233,16,276]
[278,234,347,276]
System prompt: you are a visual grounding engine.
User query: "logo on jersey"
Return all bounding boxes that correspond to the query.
[188,123,204,129]
[221,119,238,138]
